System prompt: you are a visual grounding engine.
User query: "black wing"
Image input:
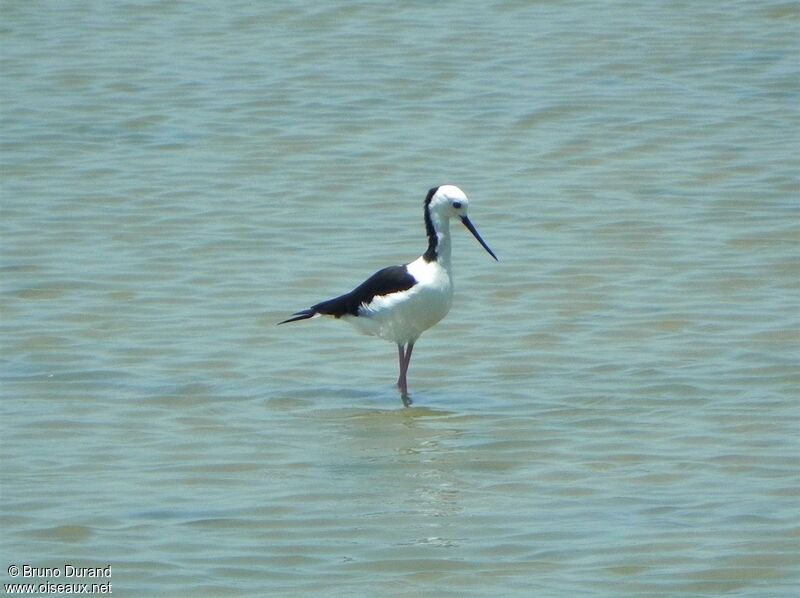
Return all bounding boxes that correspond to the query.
[279,265,417,324]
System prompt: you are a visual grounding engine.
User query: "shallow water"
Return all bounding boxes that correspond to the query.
[2,1,799,596]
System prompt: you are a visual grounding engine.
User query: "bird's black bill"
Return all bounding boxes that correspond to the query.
[461,216,498,261]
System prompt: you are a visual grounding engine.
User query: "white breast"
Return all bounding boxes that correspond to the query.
[346,257,453,345]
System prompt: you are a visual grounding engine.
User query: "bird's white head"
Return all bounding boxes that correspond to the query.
[427,184,470,218]
[423,185,498,262]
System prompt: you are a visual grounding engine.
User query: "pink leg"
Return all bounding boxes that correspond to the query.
[403,342,414,372]
[396,342,415,405]
[396,344,408,396]
[397,344,405,391]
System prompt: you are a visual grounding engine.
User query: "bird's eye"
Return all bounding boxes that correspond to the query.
[452,201,463,209]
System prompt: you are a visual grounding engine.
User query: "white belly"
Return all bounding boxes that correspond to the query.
[346,259,453,345]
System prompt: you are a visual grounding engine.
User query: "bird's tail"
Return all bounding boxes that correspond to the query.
[278,309,317,325]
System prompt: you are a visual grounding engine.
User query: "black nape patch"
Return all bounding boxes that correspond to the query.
[423,187,439,262]
[423,186,439,206]
[301,265,417,319]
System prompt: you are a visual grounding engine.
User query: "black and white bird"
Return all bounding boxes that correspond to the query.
[279,185,497,406]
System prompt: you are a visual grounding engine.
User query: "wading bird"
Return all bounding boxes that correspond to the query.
[279,185,497,406]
